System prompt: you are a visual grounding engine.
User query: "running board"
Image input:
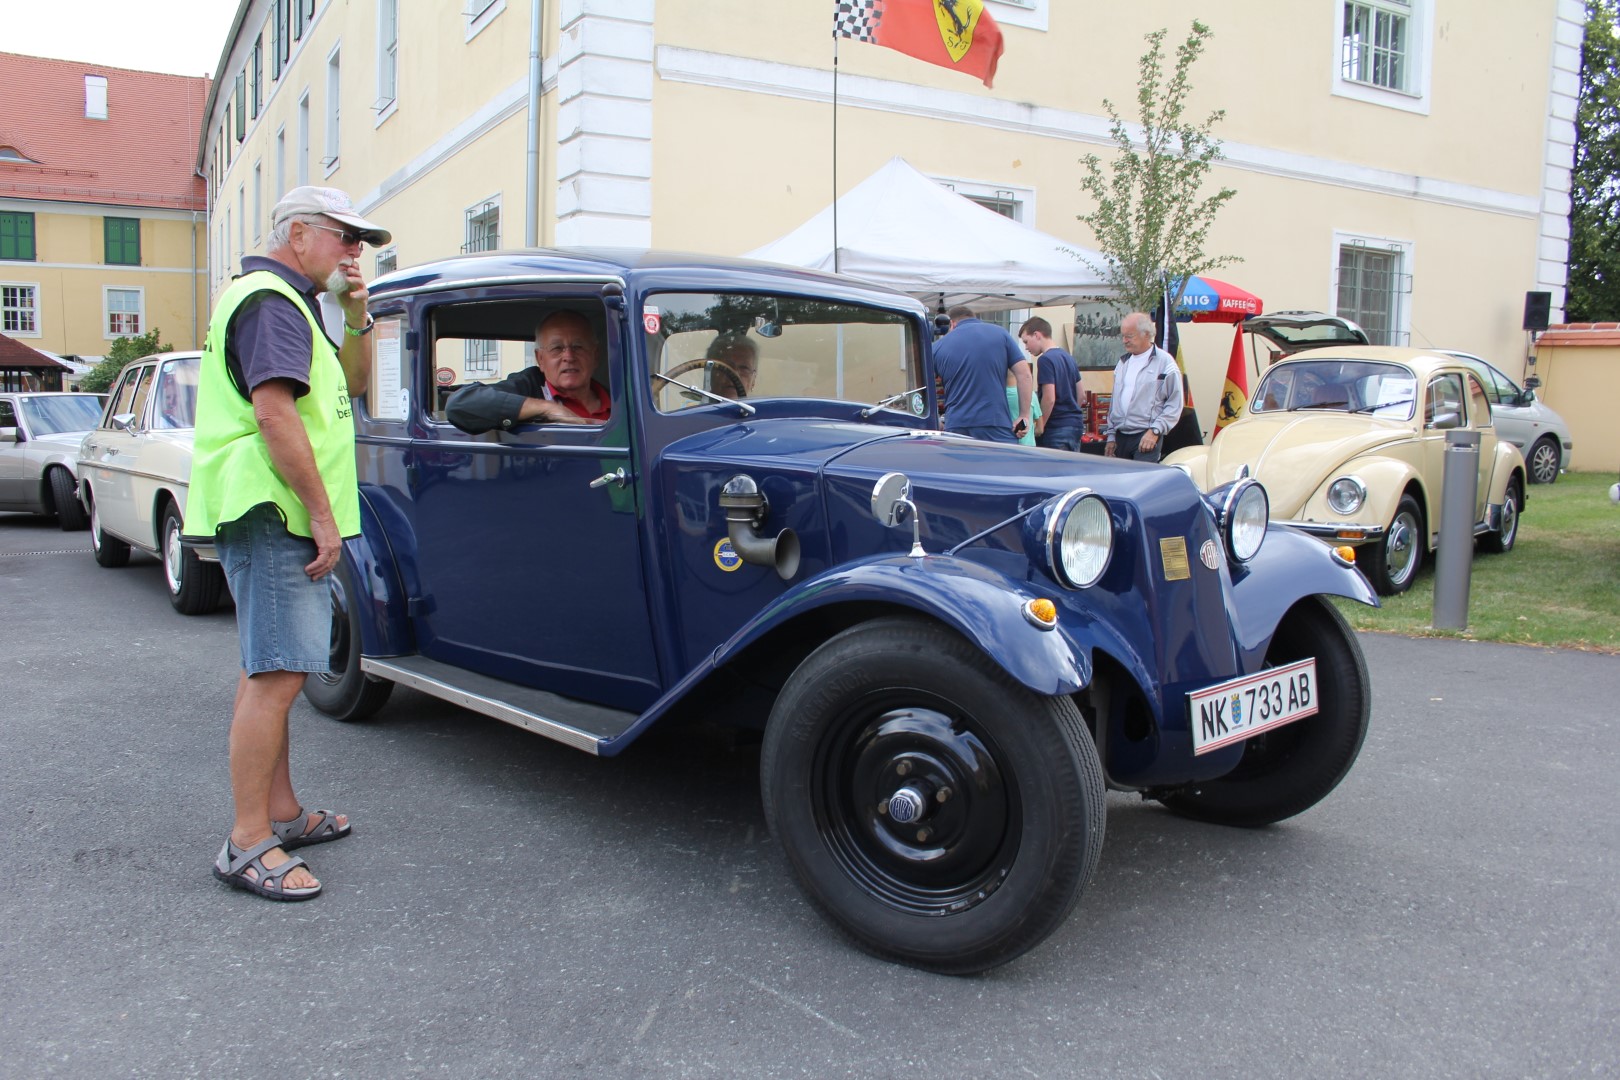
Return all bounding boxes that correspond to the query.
[361,656,639,756]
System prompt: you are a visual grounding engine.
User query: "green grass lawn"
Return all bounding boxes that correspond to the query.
[1330,471,1620,653]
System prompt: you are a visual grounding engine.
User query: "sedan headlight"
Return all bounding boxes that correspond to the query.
[1326,476,1365,516]
[1218,479,1269,564]
[1046,489,1113,589]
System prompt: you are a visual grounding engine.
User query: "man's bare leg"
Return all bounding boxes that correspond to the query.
[228,669,317,891]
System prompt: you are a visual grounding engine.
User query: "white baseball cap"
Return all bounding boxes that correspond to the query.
[271,185,392,245]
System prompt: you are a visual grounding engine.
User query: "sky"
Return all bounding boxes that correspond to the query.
[5,0,240,78]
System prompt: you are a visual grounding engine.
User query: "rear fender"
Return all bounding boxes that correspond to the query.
[715,554,1092,697]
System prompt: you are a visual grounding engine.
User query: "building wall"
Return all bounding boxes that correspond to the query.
[1531,327,1620,473]
[201,0,1579,415]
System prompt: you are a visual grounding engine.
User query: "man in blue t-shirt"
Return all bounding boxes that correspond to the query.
[1018,316,1085,451]
[932,305,1031,443]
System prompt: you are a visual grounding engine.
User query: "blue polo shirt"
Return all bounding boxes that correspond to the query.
[226,255,335,399]
[933,318,1026,432]
[1037,346,1084,427]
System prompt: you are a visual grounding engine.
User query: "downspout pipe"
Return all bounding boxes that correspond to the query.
[526,0,545,247]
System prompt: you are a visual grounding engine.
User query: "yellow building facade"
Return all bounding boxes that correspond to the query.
[201,0,1582,434]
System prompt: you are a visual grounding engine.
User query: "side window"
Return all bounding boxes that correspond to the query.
[107,365,144,423]
[427,298,611,428]
[1425,374,1463,430]
[0,399,15,428]
[364,314,409,422]
[152,357,200,430]
[127,367,156,429]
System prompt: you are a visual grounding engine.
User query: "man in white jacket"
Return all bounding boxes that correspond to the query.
[1103,311,1183,462]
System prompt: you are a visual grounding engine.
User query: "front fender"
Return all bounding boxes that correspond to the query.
[343,487,415,658]
[1298,456,1420,530]
[717,554,1092,697]
[1232,525,1377,669]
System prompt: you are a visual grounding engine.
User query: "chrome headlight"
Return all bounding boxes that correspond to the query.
[1046,489,1113,589]
[1219,479,1269,564]
[1326,476,1365,515]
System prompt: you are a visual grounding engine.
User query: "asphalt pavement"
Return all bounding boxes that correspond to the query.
[2,512,1616,1079]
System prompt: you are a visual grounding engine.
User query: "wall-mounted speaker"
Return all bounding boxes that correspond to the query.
[1523,291,1552,332]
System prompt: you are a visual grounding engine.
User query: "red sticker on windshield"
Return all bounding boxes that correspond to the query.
[643,308,661,335]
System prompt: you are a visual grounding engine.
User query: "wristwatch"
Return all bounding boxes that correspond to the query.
[345,314,375,337]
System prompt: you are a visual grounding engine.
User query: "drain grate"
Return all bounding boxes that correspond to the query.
[0,548,93,557]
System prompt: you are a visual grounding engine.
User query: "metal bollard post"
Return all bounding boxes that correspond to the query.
[1432,429,1481,629]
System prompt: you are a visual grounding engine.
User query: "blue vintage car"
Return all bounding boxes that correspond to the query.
[307,249,1377,974]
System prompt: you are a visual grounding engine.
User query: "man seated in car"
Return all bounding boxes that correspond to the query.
[446,310,610,432]
[704,333,758,400]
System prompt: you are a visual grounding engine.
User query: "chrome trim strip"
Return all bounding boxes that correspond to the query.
[360,658,602,755]
[374,273,625,301]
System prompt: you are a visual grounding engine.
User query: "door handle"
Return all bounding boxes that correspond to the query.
[589,468,629,489]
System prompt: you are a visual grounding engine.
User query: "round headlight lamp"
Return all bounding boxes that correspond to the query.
[1326,476,1366,516]
[1047,489,1113,589]
[1221,479,1270,564]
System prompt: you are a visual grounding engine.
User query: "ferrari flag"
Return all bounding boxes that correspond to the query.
[1214,324,1249,436]
[835,0,1005,88]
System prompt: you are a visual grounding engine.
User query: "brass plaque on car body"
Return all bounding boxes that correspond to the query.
[1160,536,1191,581]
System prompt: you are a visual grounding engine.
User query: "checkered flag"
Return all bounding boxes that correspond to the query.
[834,0,880,42]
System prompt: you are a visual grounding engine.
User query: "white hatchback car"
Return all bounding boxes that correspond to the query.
[76,352,226,615]
[1443,352,1574,485]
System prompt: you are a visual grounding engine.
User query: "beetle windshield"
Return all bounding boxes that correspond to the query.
[19,394,104,435]
[646,292,924,414]
[1251,359,1417,420]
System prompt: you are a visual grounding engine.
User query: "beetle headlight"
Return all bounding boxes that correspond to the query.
[1326,476,1365,516]
[1047,489,1113,589]
[1219,479,1269,564]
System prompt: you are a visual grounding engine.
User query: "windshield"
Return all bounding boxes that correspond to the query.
[646,292,925,415]
[19,394,105,435]
[1251,360,1417,420]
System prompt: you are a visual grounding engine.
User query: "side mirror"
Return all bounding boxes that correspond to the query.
[870,471,926,557]
[0,426,18,444]
[1516,389,1536,406]
[110,413,136,432]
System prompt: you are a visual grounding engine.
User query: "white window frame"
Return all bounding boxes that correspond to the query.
[375,245,398,277]
[985,0,1047,33]
[252,161,263,244]
[375,0,398,125]
[1333,230,1414,347]
[297,93,311,186]
[1,282,40,337]
[274,127,286,204]
[237,186,246,261]
[322,45,342,175]
[463,195,501,254]
[103,286,144,339]
[931,175,1036,329]
[465,0,505,43]
[1332,0,1432,115]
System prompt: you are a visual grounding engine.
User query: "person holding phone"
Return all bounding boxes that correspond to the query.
[932,305,1032,444]
[1104,311,1183,462]
[186,186,390,902]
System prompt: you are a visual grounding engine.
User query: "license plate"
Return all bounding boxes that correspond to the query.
[1187,658,1319,756]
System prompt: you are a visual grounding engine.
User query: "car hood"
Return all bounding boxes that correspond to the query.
[31,431,91,452]
[1194,414,1412,514]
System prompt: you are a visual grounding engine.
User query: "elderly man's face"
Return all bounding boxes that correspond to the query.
[1119,319,1153,353]
[712,343,758,398]
[536,313,598,395]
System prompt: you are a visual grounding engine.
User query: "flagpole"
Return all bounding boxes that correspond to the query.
[832,30,841,274]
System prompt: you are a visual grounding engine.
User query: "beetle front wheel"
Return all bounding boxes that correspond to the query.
[760,615,1104,974]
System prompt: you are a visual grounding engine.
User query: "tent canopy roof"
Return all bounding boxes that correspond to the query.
[747,157,1115,312]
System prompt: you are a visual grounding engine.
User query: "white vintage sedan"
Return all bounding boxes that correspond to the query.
[0,391,104,529]
[76,352,225,615]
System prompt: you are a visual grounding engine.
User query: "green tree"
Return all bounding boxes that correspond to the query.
[79,328,174,394]
[1569,0,1620,322]
[1077,21,1239,315]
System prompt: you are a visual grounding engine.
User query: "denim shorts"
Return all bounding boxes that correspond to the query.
[215,503,332,675]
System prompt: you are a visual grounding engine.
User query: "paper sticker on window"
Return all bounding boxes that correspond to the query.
[643,307,661,335]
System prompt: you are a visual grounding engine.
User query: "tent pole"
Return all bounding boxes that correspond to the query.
[832,35,840,274]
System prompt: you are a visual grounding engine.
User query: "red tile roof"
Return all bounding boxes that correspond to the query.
[0,332,69,369]
[0,52,208,212]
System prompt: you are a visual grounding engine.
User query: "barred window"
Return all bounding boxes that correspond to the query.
[1336,242,1410,346]
[463,199,500,254]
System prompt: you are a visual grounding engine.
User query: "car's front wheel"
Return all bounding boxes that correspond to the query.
[303,555,394,722]
[1526,436,1560,485]
[760,616,1105,975]
[1364,493,1424,595]
[87,489,130,568]
[1478,477,1522,555]
[48,468,87,531]
[162,501,224,615]
[1156,597,1371,827]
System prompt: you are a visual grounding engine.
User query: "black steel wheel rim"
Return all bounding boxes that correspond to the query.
[314,572,352,688]
[811,694,1021,916]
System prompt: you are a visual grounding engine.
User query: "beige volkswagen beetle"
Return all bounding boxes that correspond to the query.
[1167,347,1527,595]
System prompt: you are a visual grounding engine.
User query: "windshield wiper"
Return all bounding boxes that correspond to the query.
[858,385,929,420]
[651,372,756,417]
[1351,397,1414,414]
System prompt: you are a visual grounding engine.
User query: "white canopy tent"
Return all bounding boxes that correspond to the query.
[747,157,1116,313]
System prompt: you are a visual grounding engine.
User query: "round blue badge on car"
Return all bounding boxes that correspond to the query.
[713,537,743,572]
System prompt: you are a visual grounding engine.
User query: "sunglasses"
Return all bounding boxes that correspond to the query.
[305,222,366,247]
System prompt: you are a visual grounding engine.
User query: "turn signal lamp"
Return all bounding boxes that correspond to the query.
[1023,598,1058,630]
[1332,545,1357,567]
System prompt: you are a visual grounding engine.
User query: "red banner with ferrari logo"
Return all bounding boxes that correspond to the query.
[835,0,1005,87]
[1214,324,1249,436]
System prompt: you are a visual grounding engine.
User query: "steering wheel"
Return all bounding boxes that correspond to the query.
[666,358,746,400]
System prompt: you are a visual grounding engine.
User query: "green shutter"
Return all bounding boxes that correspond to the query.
[104,218,140,266]
[0,213,35,261]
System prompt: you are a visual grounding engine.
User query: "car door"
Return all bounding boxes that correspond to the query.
[0,397,24,507]
[399,292,662,712]
[85,363,154,542]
